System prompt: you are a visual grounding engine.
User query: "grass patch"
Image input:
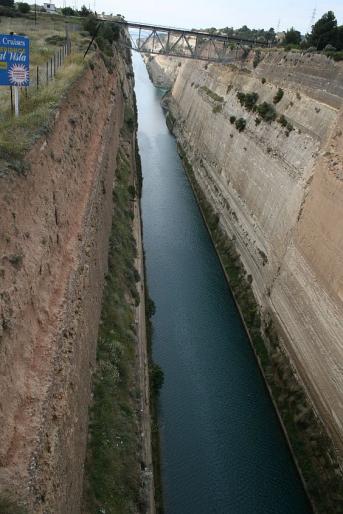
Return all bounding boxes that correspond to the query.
[212,104,223,114]
[0,54,86,162]
[199,85,224,103]
[0,14,93,167]
[0,497,27,514]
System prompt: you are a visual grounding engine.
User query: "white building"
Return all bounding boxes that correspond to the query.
[43,3,57,13]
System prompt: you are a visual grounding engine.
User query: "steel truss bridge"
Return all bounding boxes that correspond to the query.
[109,20,270,63]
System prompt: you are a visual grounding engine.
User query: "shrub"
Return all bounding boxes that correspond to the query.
[79,4,91,16]
[83,15,120,58]
[61,6,75,15]
[236,91,259,111]
[255,117,261,125]
[150,363,164,394]
[236,92,246,105]
[278,114,288,127]
[229,115,236,124]
[261,77,266,84]
[325,50,343,61]
[273,88,284,104]
[16,2,30,12]
[128,184,136,199]
[0,4,16,15]
[253,50,261,68]
[0,497,26,514]
[213,104,223,114]
[235,117,246,132]
[200,85,224,103]
[0,0,14,7]
[256,102,276,122]
[45,35,66,46]
[284,27,301,45]
[244,92,258,110]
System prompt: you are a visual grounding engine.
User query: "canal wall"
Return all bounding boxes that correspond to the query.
[0,43,143,513]
[145,51,343,511]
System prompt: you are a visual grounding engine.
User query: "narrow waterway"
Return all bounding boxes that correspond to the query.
[133,52,312,514]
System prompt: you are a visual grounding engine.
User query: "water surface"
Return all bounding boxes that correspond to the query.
[133,52,312,514]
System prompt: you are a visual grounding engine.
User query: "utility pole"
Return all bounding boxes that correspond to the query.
[34,0,37,25]
[308,7,317,34]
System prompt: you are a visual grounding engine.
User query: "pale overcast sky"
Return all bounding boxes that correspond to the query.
[56,0,343,34]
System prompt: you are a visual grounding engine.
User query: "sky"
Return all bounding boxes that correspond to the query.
[55,0,343,34]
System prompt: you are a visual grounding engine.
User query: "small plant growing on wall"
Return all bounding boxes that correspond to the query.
[256,102,277,122]
[273,88,284,104]
[235,118,246,132]
[253,50,261,68]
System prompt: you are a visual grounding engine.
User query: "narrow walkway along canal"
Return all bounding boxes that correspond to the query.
[133,53,312,514]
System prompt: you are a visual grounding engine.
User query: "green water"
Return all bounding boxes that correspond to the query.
[133,52,312,514]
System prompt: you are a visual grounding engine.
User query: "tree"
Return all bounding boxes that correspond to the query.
[336,25,343,51]
[150,363,164,394]
[0,0,14,7]
[17,2,30,12]
[309,11,337,50]
[61,6,75,15]
[284,27,301,45]
[79,4,91,16]
[266,27,276,43]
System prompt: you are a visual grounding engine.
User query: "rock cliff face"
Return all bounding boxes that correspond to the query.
[0,46,137,513]
[146,52,343,452]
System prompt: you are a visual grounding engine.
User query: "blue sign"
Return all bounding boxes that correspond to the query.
[0,33,30,87]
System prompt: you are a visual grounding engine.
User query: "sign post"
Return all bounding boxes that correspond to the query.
[0,33,30,116]
[14,85,19,116]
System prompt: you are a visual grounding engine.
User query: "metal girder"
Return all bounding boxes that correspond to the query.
[105,18,269,63]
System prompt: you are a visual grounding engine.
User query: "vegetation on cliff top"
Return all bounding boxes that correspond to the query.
[0,14,90,167]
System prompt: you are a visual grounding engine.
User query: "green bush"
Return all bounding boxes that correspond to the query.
[261,77,266,84]
[253,49,261,68]
[150,363,164,394]
[236,91,259,111]
[0,4,16,15]
[256,102,277,122]
[277,114,288,127]
[213,104,223,114]
[0,497,26,514]
[325,50,343,61]
[45,35,66,46]
[235,117,246,132]
[273,87,284,104]
[199,85,224,103]
[16,2,30,12]
[61,6,75,15]
[0,0,14,7]
[229,115,236,124]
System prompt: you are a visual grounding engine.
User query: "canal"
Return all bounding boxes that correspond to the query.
[133,52,312,514]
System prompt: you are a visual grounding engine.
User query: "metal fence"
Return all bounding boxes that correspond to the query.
[7,40,72,114]
[29,40,72,90]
